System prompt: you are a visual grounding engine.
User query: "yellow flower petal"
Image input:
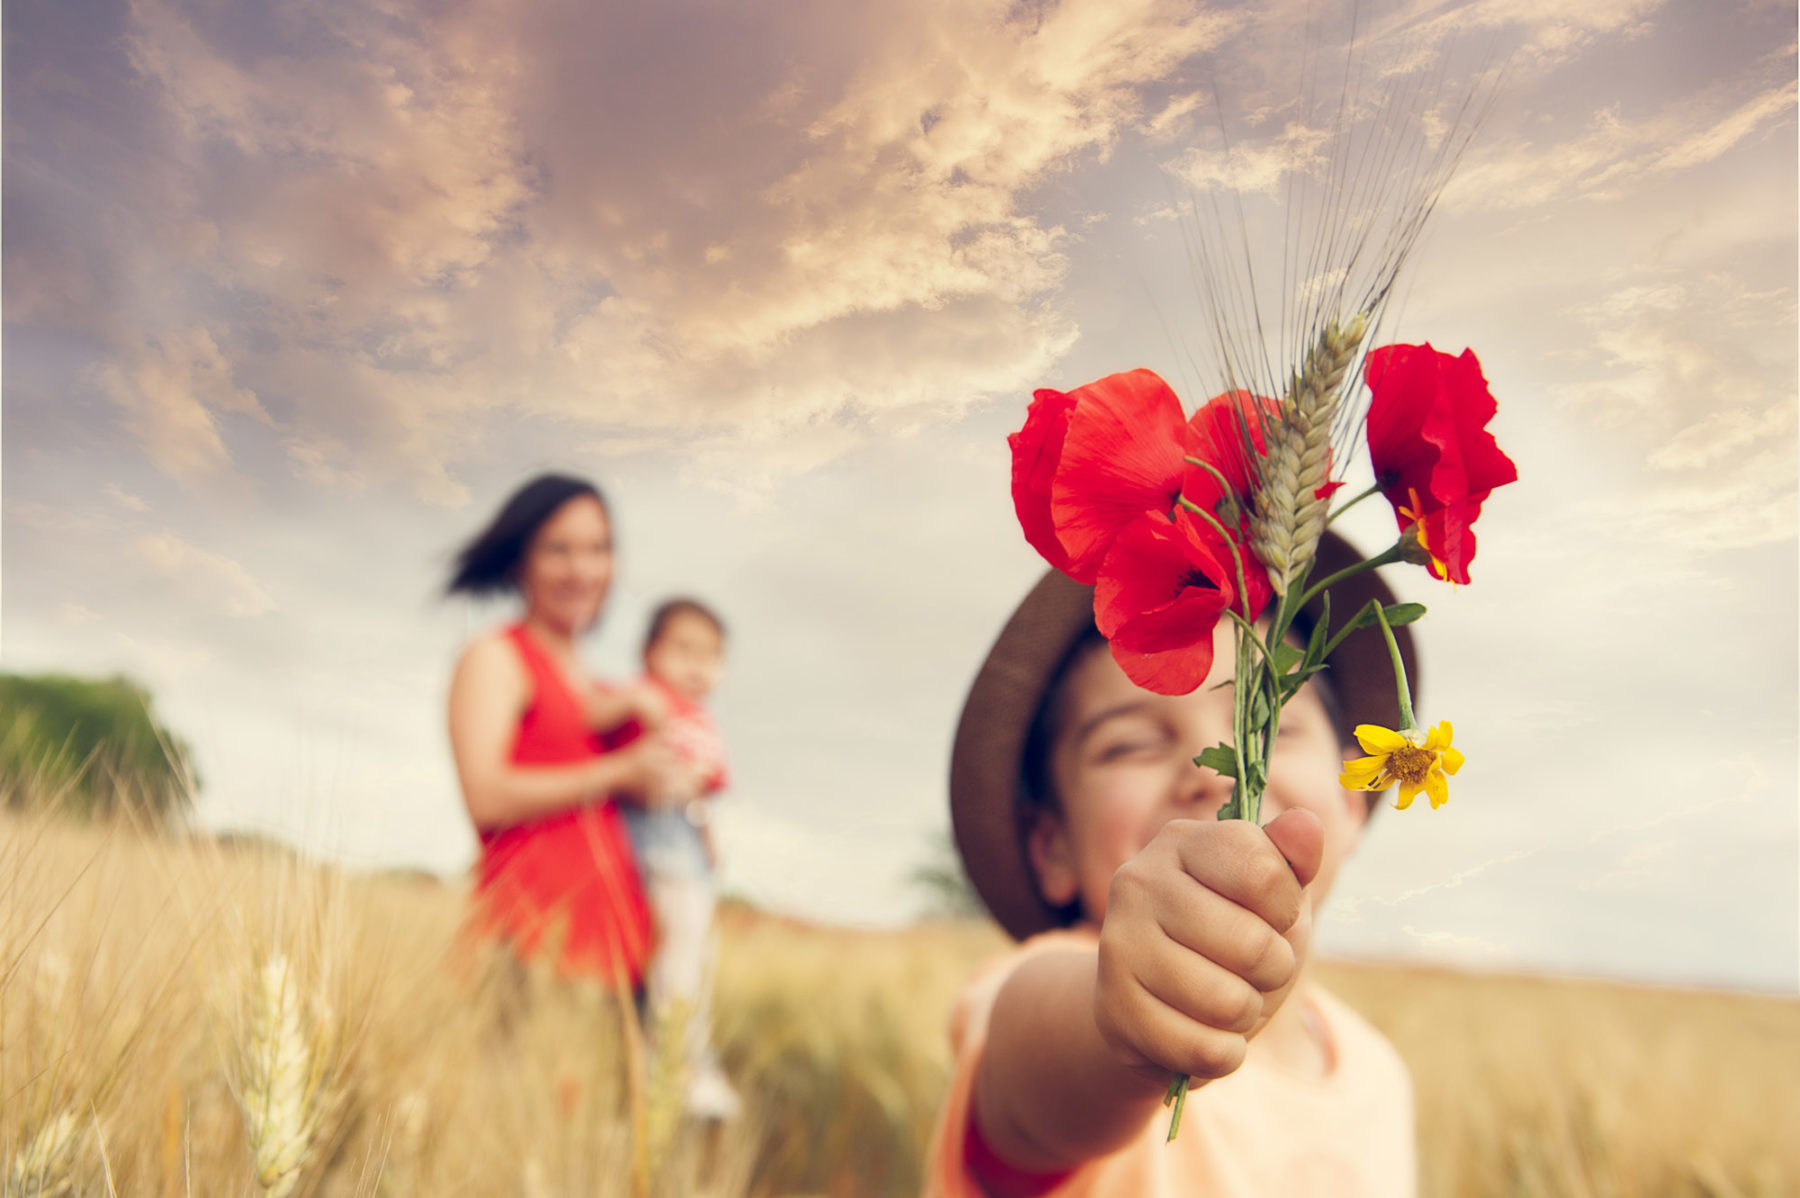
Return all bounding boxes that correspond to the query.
[1339,756,1387,789]
[1347,718,1466,811]
[1354,724,1409,754]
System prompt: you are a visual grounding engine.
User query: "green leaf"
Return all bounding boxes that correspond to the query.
[1248,687,1271,729]
[1216,791,1244,822]
[1272,641,1304,675]
[1343,600,1428,633]
[1194,745,1238,778]
[1382,602,1428,627]
[1303,593,1331,668]
[1278,663,1327,695]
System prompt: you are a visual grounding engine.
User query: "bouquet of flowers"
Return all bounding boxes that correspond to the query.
[1005,56,1518,1137]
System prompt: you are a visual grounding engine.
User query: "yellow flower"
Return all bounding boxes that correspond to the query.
[1339,720,1464,810]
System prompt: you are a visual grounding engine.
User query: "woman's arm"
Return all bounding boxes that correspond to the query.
[448,636,657,831]
[587,680,668,735]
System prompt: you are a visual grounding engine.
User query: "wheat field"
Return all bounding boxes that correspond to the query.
[3,811,1795,1198]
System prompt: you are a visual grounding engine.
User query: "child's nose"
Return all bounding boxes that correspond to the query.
[1173,751,1234,814]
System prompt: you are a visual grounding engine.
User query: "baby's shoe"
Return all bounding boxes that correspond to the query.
[685,1060,741,1122]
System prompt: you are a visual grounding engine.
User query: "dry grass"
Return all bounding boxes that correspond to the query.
[3,810,1794,1197]
[1320,962,1800,1198]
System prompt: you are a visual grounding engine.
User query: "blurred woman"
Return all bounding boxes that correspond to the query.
[446,473,696,989]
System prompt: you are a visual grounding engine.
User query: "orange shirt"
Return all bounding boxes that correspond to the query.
[924,930,1417,1198]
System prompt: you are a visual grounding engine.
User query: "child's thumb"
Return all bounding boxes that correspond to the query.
[1263,808,1324,890]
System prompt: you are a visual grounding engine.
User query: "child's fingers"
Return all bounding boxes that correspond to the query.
[1129,932,1266,1035]
[1262,808,1324,890]
[1149,881,1297,994]
[1101,979,1251,1082]
[1170,820,1307,934]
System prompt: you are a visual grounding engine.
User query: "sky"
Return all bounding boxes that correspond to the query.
[4,0,1795,993]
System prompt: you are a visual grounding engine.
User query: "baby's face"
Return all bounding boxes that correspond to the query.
[1030,621,1367,924]
[645,610,724,702]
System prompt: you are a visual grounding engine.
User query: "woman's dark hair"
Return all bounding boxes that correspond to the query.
[643,597,726,655]
[446,474,609,597]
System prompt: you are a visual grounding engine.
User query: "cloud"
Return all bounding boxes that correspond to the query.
[16,0,1238,504]
[55,603,101,627]
[103,484,152,512]
[96,327,266,487]
[1445,78,1797,211]
[129,532,277,617]
[1380,0,1666,68]
[1544,271,1798,552]
[1648,406,1795,472]
[1398,923,1517,966]
[1169,122,1333,194]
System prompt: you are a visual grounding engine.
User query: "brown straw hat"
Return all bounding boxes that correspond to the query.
[948,530,1420,941]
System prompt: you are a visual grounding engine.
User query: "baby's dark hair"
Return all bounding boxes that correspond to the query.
[446,473,608,597]
[643,597,727,654]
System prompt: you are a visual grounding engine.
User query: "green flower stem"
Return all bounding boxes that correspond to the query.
[1294,542,1405,613]
[1177,496,1257,620]
[1323,482,1383,527]
[1171,597,1276,1141]
[1373,602,1417,731]
[1164,1074,1190,1140]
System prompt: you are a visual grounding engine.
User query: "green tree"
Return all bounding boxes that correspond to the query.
[0,671,199,824]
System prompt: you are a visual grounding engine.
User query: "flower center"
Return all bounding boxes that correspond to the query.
[1177,567,1219,592]
[1386,743,1435,785]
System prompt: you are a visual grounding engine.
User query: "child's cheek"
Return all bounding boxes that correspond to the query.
[1086,781,1165,881]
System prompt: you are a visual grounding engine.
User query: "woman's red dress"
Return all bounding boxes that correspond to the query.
[469,624,655,988]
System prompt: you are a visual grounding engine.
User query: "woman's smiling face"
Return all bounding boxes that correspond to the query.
[519,495,614,635]
[1029,620,1368,925]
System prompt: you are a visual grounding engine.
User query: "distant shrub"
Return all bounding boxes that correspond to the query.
[0,671,198,823]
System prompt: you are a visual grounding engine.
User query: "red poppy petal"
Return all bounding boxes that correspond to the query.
[1008,387,1078,573]
[1092,512,1235,694]
[1364,342,1517,585]
[1184,390,1275,506]
[1365,344,1442,486]
[1108,612,1221,694]
[1093,514,1191,637]
[1049,369,1189,584]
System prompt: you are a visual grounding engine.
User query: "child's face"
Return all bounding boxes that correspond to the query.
[1028,620,1367,925]
[644,611,724,702]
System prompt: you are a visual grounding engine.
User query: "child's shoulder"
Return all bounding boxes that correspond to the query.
[1299,982,1411,1098]
[949,927,1096,1053]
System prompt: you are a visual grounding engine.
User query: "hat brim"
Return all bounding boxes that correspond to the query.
[948,530,1418,941]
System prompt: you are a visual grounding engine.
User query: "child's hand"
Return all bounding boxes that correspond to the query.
[629,683,671,730]
[618,737,705,807]
[1092,809,1322,1085]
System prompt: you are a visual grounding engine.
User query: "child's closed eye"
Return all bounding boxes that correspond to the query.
[1090,725,1173,763]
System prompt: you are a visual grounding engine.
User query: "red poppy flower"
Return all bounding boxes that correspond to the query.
[1093,508,1251,695]
[1181,390,1279,613]
[1364,343,1518,585]
[1008,369,1189,584]
[1008,387,1080,574]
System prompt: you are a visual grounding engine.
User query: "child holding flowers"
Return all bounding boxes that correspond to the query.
[925,341,1515,1195]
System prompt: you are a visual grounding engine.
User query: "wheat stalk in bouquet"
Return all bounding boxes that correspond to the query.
[1008,31,1517,1137]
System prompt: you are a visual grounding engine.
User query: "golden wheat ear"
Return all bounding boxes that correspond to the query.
[1251,313,1367,596]
[234,953,331,1198]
